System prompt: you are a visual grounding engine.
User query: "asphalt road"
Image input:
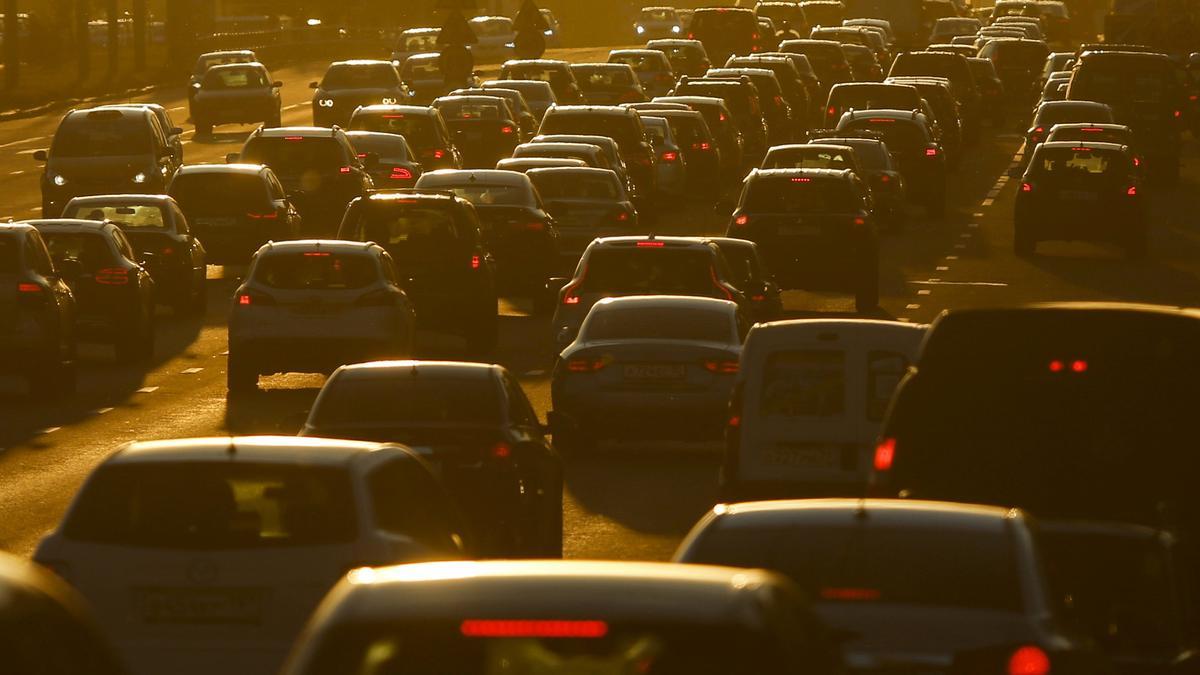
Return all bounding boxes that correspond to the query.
[1,43,1197,562]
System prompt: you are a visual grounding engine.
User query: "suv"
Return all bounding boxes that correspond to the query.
[538,106,659,199]
[687,7,763,65]
[704,67,795,144]
[672,76,769,162]
[310,60,410,128]
[232,126,375,233]
[191,62,282,136]
[837,109,946,218]
[0,223,76,396]
[887,51,982,142]
[646,38,713,78]
[780,39,853,100]
[337,191,499,353]
[35,107,181,217]
[824,82,924,127]
[979,38,1051,105]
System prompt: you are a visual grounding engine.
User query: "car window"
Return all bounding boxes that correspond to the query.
[742,177,859,213]
[430,184,534,207]
[171,172,273,212]
[240,137,348,174]
[867,351,908,421]
[1,236,21,274]
[582,305,733,343]
[310,375,503,427]
[52,112,153,157]
[42,232,118,271]
[759,350,845,418]
[350,114,437,150]
[253,252,378,290]
[203,66,269,89]
[529,172,620,200]
[27,233,55,276]
[581,248,715,295]
[764,149,854,170]
[62,462,358,549]
[66,204,167,229]
[402,58,445,80]
[346,205,465,263]
[367,458,459,551]
[538,114,643,153]
[502,374,539,428]
[322,63,400,89]
[1034,148,1122,177]
[439,100,506,121]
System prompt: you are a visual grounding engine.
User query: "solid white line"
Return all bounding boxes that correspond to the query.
[0,136,45,149]
[897,317,912,322]
[180,367,204,374]
[136,386,159,394]
[912,280,1008,287]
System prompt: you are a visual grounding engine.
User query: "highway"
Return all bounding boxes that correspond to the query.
[1,42,1198,562]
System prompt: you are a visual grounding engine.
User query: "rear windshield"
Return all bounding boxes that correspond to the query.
[310,376,501,426]
[691,10,759,35]
[1035,105,1112,126]
[583,306,732,342]
[240,137,346,173]
[539,114,641,150]
[65,204,167,229]
[889,54,967,82]
[321,63,400,89]
[763,148,855,170]
[472,19,512,36]
[1033,147,1126,177]
[171,173,270,211]
[582,248,715,295]
[42,232,118,270]
[63,463,356,549]
[351,114,437,147]
[610,53,668,72]
[642,8,678,20]
[515,145,595,163]
[841,118,927,154]
[52,113,153,157]
[675,83,756,116]
[0,237,18,273]
[662,116,710,146]
[1046,128,1128,145]
[489,81,553,102]
[1071,63,1176,105]
[403,59,445,80]
[530,172,621,200]
[982,41,1051,68]
[503,65,571,87]
[346,205,467,259]
[252,252,378,290]
[832,85,919,110]
[742,178,859,213]
[688,523,1021,610]
[439,100,507,121]
[815,139,889,169]
[427,184,533,207]
[401,34,438,52]
[198,53,252,73]
[346,133,411,162]
[575,67,636,89]
[203,67,269,89]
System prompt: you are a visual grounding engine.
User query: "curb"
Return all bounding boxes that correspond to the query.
[0,83,164,123]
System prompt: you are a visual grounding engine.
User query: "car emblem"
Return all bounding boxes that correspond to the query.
[186,559,219,585]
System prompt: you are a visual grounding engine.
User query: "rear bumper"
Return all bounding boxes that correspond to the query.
[230,336,407,374]
[552,386,733,440]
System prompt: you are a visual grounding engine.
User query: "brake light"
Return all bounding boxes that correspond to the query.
[566,357,607,372]
[237,291,275,306]
[284,136,304,141]
[661,150,679,162]
[471,254,481,269]
[616,211,630,222]
[390,167,414,180]
[821,587,882,601]
[526,221,546,231]
[868,118,894,123]
[873,437,895,471]
[636,240,664,247]
[1072,359,1088,372]
[727,414,741,428]
[490,442,512,459]
[338,166,353,174]
[17,282,42,294]
[719,112,728,121]
[424,148,446,160]
[1021,182,1033,192]
[1048,359,1063,372]
[1174,110,1182,118]
[925,146,939,157]
[853,216,866,226]
[247,211,278,219]
[461,620,608,639]
[501,125,515,134]
[303,251,331,257]
[879,174,890,183]
[734,214,749,227]
[94,268,129,285]
[1126,185,1137,196]
[692,141,712,151]
[773,95,783,107]
[827,105,837,119]
[1082,127,1102,132]
[791,177,812,182]
[238,293,252,305]
[703,359,739,374]
[1133,156,1141,167]
[161,246,175,256]
[1008,646,1051,675]
[687,32,695,39]
[382,114,406,119]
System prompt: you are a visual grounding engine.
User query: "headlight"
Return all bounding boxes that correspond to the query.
[636,25,646,34]
[318,98,335,108]
[381,97,398,105]
[132,172,147,184]
[51,174,67,187]
[671,25,682,33]
[544,29,553,36]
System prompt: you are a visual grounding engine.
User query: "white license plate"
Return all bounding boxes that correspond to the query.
[135,587,266,624]
[764,445,840,468]
[1060,190,1097,201]
[779,224,821,236]
[623,364,686,381]
[195,216,236,228]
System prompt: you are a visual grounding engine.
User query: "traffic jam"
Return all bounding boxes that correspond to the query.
[3,0,1200,673]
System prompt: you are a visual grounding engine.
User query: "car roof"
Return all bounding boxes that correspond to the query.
[401,27,439,35]
[592,295,735,312]
[405,53,441,63]
[0,222,37,236]
[752,167,855,179]
[1047,122,1128,131]
[259,239,378,255]
[534,134,617,146]
[362,191,461,205]
[200,49,255,57]
[204,61,267,73]
[22,219,118,234]
[845,108,927,121]
[176,163,267,176]
[485,79,554,88]
[610,49,665,56]
[419,169,531,186]
[707,498,1019,532]
[355,104,436,116]
[653,95,728,107]
[517,141,602,153]
[770,143,856,153]
[330,59,397,67]
[1037,100,1111,111]
[748,318,926,344]
[66,193,179,206]
[592,235,714,248]
[66,106,149,121]
[497,157,588,168]
[1038,140,1128,152]
[332,360,500,382]
[546,105,637,117]
[527,166,619,179]
[107,436,394,467]
[646,39,704,47]
[504,58,570,67]
[255,126,342,138]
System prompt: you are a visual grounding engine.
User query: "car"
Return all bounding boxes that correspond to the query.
[811,26,889,65]
[531,132,653,202]
[640,115,689,198]
[495,156,589,172]
[401,53,476,105]
[704,67,795,145]
[760,51,824,113]
[687,6,763,65]
[610,50,676,100]
[761,142,862,173]
[570,62,648,105]
[1043,122,1134,147]
[552,295,746,450]
[759,2,812,38]
[882,76,963,162]
[673,76,769,163]
[1023,100,1115,169]
[513,140,612,169]
[728,168,878,310]
[540,8,562,47]
[27,219,155,362]
[646,38,713,78]
[799,0,845,27]
[636,6,685,40]
[187,49,256,105]
[927,43,978,59]
[280,560,834,675]
[549,235,746,348]
[344,130,423,187]
[0,223,76,396]
[1014,141,1145,258]
[1040,71,1071,101]
[499,59,585,105]
[639,108,723,193]
[449,86,539,139]
[980,37,1052,105]
[721,319,923,499]
[930,16,983,42]
[414,170,559,298]
[389,27,439,67]
[823,81,924,127]
[190,62,282,136]
[538,105,659,199]
[676,499,1106,675]
[432,95,521,168]
[301,360,563,557]
[33,436,466,675]
[841,43,885,81]
[1041,51,1076,86]
[62,194,207,314]
[836,109,946,218]
[526,167,639,264]
[888,51,982,142]
[780,39,853,101]
[653,95,745,178]
[349,104,463,171]
[809,133,908,228]
[1037,0,1071,40]
[35,106,182,217]
[227,240,416,391]
[310,60,410,129]
[336,191,499,353]
[708,237,783,321]
[168,163,300,265]
[966,56,1006,125]
[726,55,814,133]
[468,16,516,63]
[94,102,185,167]
[232,126,375,233]
[482,78,559,120]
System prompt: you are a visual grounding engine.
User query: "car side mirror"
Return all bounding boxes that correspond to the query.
[272,80,284,88]
[309,81,319,89]
[55,258,83,279]
[170,126,184,136]
[225,152,240,163]
[32,149,47,162]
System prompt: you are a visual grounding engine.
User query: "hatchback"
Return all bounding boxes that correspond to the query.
[349,104,463,171]
[344,130,422,187]
[310,60,409,128]
[191,62,282,135]
[432,95,521,168]
[527,167,639,264]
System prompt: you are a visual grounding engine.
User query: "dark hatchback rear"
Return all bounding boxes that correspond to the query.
[434,96,520,169]
[687,7,763,64]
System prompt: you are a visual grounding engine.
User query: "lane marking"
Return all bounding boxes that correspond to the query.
[905,303,920,310]
[954,243,967,249]
[136,386,159,394]
[523,369,546,376]
[981,198,994,207]
[917,289,932,295]
[284,103,303,110]
[897,317,912,322]
[94,407,114,415]
[973,212,984,218]
[180,367,204,374]
[912,280,1008,287]
[9,170,24,175]
[945,255,958,260]
[968,222,979,228]
[960,232,972,238]
[0,136,45,149]
[936,265,949,271]
[38,427,61,435]
[169,106,185,112]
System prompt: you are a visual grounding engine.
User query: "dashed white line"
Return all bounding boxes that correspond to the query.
[945,255,958,260]
[9,170,24,175]
[936,266,949,271]
[0,136,44,149]
[981,198,995,207]
[973,212,985,218]
[38,427,61,435]
[284,103,303,110]
[523,369,546,376]
[94,407,114,415]
[897,317,912,323]
[954,243,967,249]
[968,222,979,228]
[905,303,920,310]
[136,386,159,394]
[180,367,204,374]
[917,289,932,295]
[960,232,972,238]
[169,106,185,112]
[913,280,1008,287]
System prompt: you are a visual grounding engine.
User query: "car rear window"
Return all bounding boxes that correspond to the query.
[63,462,357,549]
[310,375,502,426]
[423,183,533,207]
[439,99,506,121]
[321,63,400,89]
[504,64,570,87]
[539,114,641,150]
[203,66,269,89]
[983,41,1051,68]
[575,66,636,89]
[42,232,118,270]
[833,85,920,111]
[642,8,677,20]
[1071,64,1176,105]
[67,204,167,229]
[583,305,732,342]
[1035,105,1112,126]
[675,83,756,117]
[253,252,378,290]
[403,58,445,80]
[346,205,465,260]
[489,81,553,103]
[842,118,926,154]
[688,523,1021,610]
[472,19,513,37]
[742,177,859,213]
[1034,147,1124,177]
[764,148,854,170]
[346,133,411,162]
[240,137,346,174]
[401,34,438,52]
[582,248,715,295]
[52,112,153,157]
[352,113,437,147]
[198,53,252,73]
[171,173,271,212]
[530,172,620,200]
[759,350,846,417]
[691,9,759,34]
[610,53,668,72]
[0,237,18,274]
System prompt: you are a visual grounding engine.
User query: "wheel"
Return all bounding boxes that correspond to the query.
[854,247,880,312]
[115,310,154,363]
[1014,223,1036,257]
[226,353,258,393]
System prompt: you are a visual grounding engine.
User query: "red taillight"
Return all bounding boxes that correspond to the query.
[636,240,664,247]
[161,246,175,255]
[527,221,546,231]
[500,125,515,134]
[687,32,695,39]
[491,442,512,459]
[1048,359,1063,372]
[703,359,739,374]
[237,291,274,306]
[925,146,939,157]
[791,177,812,182]
[17,282,42,294]
[1126,185,1137,196]
[718,112,727,122]
[339,166,352,174]
[821,587,882,601]
[879,174,890,183]
[1082,127,1102,133]
[382,114,406,119]
[1174,110,1183,118]
[561,279,582,305]
[727,414,741,428]
[1008,646,1051,675]
[773,95,783,107]
[247,211,278,219]
[873,437,895,471]
[237,293,253,305]
[566,357,606,372]
[827,105,837,118]
[303,251,330,257]
[425,148,446,160]
[733,214,749,227]
[616,211,630,222]
[94,268,129,285]
[390,167,414,180]
[1072,359,1088,373]
[661,150,679,162]
[284,135,304,141]
[691,141,712,151]
[461,619,608,639]
[470,255,481,269]
[1020,182,1033,193]
[853,216,866,226]
[1133,156,1141,167]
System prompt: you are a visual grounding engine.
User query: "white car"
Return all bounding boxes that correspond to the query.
[468,16,516,63]
[390,27,439,67]
[33,436,467,675]
[550,295,746,451]
[721,318,925,500]
[227,239,416,392]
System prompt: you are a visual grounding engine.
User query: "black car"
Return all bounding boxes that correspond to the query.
[538,105,660,201]
[232,126,374,234]
[529,133,639,205]
[780,39,853,101]
[686,7,762,65]
[190,62,282,136]
[572,62,650,105]
[449,86,539,140]
[824,82,923,128]
[672,77,769,163]
[337,191,499,353]
[888,51,983,143]
[967,56,1007,126]
[882,76,963,163]
[187,49,256,106]
[646,38,713,78]
[980,37,1051,107]
[709,237,783,321]
[810,134,908,228]
[837,109,947,218]
[498,59,585,104]
[1014,141,1145,258]
[727,168,878,311]
[93,103,185,169]
[311,60,410,128]
[301,361,563,557]
[482,78,560,121]
[653,95,745,178]
[62,194,207,314]
[0,223,77,396]
[727,54,814,133]
[704,67,795,145]
[400,53,477,105]
[344,131,423,187]
[640,109,723,193]
[432,95,522,168]
[526,167,639,264]
[349,104,463,171]
[34,107,182,217]
[29,219,155,363]
[168,164,301,266]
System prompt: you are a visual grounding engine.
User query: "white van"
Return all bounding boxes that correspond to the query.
[721,319,925,500]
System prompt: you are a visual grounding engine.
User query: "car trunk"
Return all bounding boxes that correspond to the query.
[571,340,738,392]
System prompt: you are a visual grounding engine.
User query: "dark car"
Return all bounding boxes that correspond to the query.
[538,105,660,199]
[1023,100,1115,171]
[761,142,862,173]
[728,168,878,310]
[512,141,612,169]
[29,219,155,363]
[482,78,559,120]
[727,54,815,133]
[0,223,77,396]
[232,126,374,234]
[758,2,812,37]
[301,361,562,556]
[433,95,521,168]
[608,49,678,98]
[401,53,475,105]
[673,76,769,163]
[980,37,1051,106]
[967,56,1007,125]
[311,60,410,128]
[527,167,638,264]
[449,86,538,139]
[35,107,181,218]
[529,133,638,203]
[780,39,853,101]
[499,59,585,104]
[799,0,846,26]
[187,49,256,106]
[349,104,463,171]
[687,6,763,65]
[345,131,423,187]
[414,170,559,298]
[676,499,1107,675]
[641,109,723,192]
[93,103,185,169]
[337,191,498,353]
[62,194,207,314]
[653,95,746,178]
[824,82,924,127]
[1014,141,1145,258]
[710,237,783,321]
[190,62,282,136]
[883,76,963,163]
[810,134,908,227]
[570,63,649,105]
[842,43,885,81]
[705,67,796,144]
[837,109,946,218]
[646,38,713,78]
[888,51,982,142]
[168,164,301,265]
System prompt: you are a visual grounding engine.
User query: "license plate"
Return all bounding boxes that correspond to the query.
[779,224,821,236]
[195,216,236,228]
[1060,190,1097,201]
[135,587,266,624]
[623,364,686,381]
[763,445,840,468]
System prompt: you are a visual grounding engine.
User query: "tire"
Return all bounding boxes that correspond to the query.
[854,247,880,313]
[226,353,258,393]
[1014,223,1036,257]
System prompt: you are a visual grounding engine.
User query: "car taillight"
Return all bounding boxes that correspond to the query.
[471,254,482,269]
[687,32,695,39]
[17,282,45,305]
[773,95,783,107]
[161,246,175,255]
[247,211,278,219]
[490,442,512,459]
[853,216,866,226]
[338,166,353,174]
[1008,646,1051,675]
[873,437,895,471]
[94,268,129,285]
[661,150,679,162]
[924,146,939,157]
[821,587,882,601]
[636,240,664,247]
[733,214,749,227]
[703,359,739,374]
[691,141,712,151]
[500,125,515,134]
[878,174,890,184]
[616,211,630,222]
[566,357,607,372]
[526,221,546,231]
[18,282,42,294]
[423,148,446,160]
[827,105,837,119]
[390,167,414,180]
[1126,185,1138,196]
[461,619,608,638]
[236,291,275,306]
[561,280,582,305]
[1174,109,1183,118]
[1021,182,1033,192]
[727,413,741,428]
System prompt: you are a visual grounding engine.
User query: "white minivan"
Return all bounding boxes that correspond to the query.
[720,319,925,500]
